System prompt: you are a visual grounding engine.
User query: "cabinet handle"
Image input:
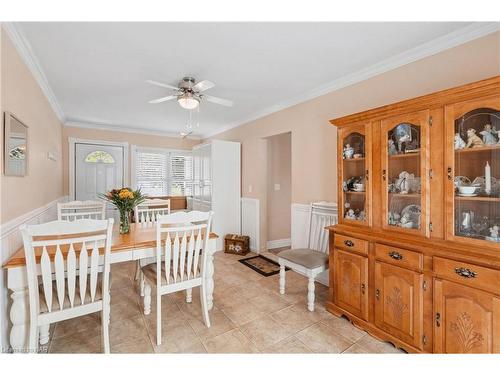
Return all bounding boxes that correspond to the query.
[344,240,354,247]
[388,251,403,260]
[454,267,477,278]
[375,289,380,301]
[365,170,369,181]
[435,312,441,327]
[447,167,453,181]
[382,169,386,181]
[361,283,366,295]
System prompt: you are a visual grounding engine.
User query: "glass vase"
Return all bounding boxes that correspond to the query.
[119,209,131,234]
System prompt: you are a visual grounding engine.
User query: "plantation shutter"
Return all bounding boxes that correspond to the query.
[135,150,169,196]
[134,148,193,197]
[170,152,193,196]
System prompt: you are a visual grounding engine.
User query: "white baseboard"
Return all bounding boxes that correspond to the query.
[0,195,68,352]
[267,238,291,250]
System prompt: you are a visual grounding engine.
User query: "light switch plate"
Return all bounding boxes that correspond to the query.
[248,185,253,193]
[274,184,281,191]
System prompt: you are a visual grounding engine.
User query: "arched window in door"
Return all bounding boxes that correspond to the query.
[84,150,115,164]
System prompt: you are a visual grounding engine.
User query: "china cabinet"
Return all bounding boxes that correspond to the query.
[327,76,500,353]
[337,123,372,226]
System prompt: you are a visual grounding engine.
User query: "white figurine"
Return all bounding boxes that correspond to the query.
[345,208,356,220]
[465,128,485,148]
[489,225,499,239]
[398,171,411,194]
[399,213,414,228]
[454,133,466,150]
[480,124,498,145]
[343,144,354,159]
[358,211,366,221]
[388,139,398,155]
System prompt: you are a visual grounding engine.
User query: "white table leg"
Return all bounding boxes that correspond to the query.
[205,252,215,310]
[9,285,30,353]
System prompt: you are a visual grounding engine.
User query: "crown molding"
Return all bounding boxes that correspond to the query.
[204,22,500,138]
[2,22,66,122]
[64,119,201,140]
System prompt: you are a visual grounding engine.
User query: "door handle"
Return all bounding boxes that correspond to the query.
[382,169,386,181]
[375,288,380,301]
[361,283,366,295]
[447,167,453,181]
[435,312,441,327]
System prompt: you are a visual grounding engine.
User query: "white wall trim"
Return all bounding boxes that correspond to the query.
[64,119,201,140]
[241,197,260,252]
[204,22,500,138]
[0,196,69,239]
[1,22,65,122]
[267,238,291,250]
[68,137,130,200]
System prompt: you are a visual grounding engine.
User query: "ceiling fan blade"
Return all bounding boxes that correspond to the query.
[148,95,177,104]
[146,80,179,90]
[192,80,215,92]
[202,94,234,107]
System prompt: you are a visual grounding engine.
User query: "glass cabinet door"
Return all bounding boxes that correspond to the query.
[338,124,371,226]
[446,97,500,246]
[381,110,430,236]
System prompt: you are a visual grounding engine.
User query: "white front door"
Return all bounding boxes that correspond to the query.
[75,143,125,219]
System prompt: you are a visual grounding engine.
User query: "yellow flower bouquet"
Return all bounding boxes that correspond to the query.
[99,188,146,234]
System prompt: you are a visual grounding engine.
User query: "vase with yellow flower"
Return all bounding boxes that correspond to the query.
[100,188,146,234]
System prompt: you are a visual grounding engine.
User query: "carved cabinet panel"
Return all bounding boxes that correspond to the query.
[374,261,424,349]
[334,249,369,320]
[434,279,500,353]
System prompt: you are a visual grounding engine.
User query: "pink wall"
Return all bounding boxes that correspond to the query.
[267,132,291,241]
[210,31,500,248]
[1,31,64,223]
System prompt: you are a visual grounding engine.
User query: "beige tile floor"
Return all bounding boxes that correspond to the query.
[45,251,404,354]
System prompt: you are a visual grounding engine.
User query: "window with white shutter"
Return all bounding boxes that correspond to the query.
[133,147,193,197]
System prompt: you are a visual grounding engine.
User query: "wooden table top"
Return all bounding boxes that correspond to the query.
[3,223,218,269]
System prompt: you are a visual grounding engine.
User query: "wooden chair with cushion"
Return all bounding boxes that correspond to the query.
[140,210,213,345]
[20,218,114,353]
[57,200,106,221]
[278,202,337,311]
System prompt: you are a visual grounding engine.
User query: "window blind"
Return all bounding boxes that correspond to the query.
[134,148,193,197]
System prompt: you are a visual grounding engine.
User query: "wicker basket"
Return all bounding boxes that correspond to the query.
[224,234,250,255]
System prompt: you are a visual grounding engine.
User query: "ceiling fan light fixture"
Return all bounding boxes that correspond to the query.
[177,93,199,110]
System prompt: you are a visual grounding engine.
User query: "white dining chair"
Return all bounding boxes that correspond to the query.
[140,211,213,345]
[134,198,171,224]
[57,200,106,221]
[20,218,114,353]
[278,202,337,311]
[133,199,171,280]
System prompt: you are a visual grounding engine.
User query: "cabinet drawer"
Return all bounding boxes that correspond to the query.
[434,257,500,295]
[334,234,368,255]
[375,244,423,271]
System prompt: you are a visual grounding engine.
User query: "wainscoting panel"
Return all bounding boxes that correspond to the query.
[291,202,338,286]
[241,197,260,252]
[0,196,68,351]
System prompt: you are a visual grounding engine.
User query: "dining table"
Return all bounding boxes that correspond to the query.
[3,222,219,352]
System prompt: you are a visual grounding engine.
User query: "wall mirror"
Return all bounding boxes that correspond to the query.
[4,111,28,176]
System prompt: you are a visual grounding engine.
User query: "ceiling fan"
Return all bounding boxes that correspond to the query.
[146,77,234,109]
